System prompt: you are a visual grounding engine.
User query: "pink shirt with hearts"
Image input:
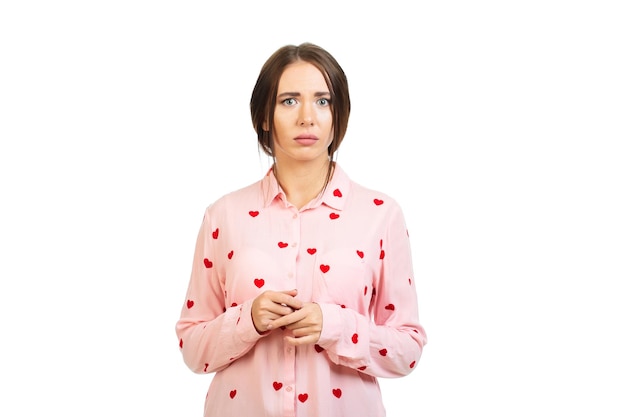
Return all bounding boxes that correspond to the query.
[175,164,427,417]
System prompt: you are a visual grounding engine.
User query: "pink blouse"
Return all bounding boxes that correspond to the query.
[175,164,427,417]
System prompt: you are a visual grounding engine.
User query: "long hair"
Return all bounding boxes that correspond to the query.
[250,43,351,181]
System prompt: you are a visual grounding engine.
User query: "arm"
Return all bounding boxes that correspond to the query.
[175,208,266,374]
[317,203,427,378]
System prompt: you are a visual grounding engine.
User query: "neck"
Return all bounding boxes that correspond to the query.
[274,159,332,209]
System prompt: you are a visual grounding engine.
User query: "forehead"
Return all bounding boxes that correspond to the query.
[277,61,328,91]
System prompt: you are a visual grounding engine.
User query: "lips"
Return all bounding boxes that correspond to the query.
[294,134,318,146]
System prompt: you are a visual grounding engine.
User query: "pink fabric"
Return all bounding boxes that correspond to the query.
[176,164,427,417]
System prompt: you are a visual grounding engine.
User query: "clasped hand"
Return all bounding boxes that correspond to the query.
[251,289,322,346]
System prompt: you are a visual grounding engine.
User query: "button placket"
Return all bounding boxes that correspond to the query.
[288,209,301,280]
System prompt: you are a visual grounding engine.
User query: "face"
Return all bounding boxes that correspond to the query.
[269,61,334,166]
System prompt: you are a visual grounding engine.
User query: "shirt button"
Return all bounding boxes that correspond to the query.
[286,386,293,392]
[292,213,298,219]
[287,272,294,278]
[291,242,298,247]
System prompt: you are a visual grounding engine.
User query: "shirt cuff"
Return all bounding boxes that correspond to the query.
[236,299,269,343]
[317,302,344,348]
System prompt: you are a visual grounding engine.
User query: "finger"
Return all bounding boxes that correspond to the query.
[289,326,312,337]
[284,333,319,346]
[276,304,296,316]
[267,309,304,330]
[280,288,298,297]
[273,291,302,310]
[258,293,297,314]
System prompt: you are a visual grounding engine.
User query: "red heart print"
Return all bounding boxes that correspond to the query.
[228,250,234,259]
[249,210,259,217]
[333,188,342,197]
[356,250,364,258]
[278,242,288,248]
[379,348,388,356]
[204,363,209,372]
[203,258,213,268]
[179,338,183,348]
[314,344,324,353]
[231,302,238,307]
[364,286,368,296]
[212,228,219,239]
[332,388,342,398]
[374,199,384,205]
[298,393,308,403]
[410,360,416,368]
[358,366,367,371]
[384,304,395,311]
[329,213,340,220]
[379,250,385,259]
[186,300,194,309]
[307,248,317,255]
[351,333,359,344]
[273,381,283,391]
[320,264,330,273]
[409,278,412,285]
[229,390,237,399]
[254,278,265,288]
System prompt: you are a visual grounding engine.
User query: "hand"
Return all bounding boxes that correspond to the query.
[251,289,302,334]
[268,302,323,346]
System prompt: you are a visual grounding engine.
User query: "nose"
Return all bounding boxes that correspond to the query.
[298,103,314,126]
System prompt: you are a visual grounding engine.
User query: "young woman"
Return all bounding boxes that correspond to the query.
[175,42,427,417]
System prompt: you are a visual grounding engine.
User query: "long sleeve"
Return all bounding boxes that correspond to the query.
[317,198,427,378]
[174,165,426,417]
[175,208,265,374]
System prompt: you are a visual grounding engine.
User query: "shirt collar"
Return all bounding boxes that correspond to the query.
[261,168,282,208]
[260,163,351,211]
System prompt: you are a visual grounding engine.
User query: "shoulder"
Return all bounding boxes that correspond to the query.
[333,163,403,210]
[348,178,404,214]
[345,179,413,239]
[204,178,264,217]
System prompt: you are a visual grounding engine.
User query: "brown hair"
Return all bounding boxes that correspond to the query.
[250,42,351,164]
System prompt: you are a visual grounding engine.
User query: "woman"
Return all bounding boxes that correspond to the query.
[175,42,427,417]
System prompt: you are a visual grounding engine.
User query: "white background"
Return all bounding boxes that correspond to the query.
[1,1,625,416]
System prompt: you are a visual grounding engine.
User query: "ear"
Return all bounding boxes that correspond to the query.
[262,120,269,131]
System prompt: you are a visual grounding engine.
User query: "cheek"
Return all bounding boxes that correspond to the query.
[271,120,288,144]
[272,111,291,133]
[320,109,333,123]
[318,109,333,128]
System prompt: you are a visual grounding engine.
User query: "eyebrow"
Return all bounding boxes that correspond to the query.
[277,91,330,98]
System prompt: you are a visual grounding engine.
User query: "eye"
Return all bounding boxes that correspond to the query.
[282,98,297,106]
[317,98,331,106]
